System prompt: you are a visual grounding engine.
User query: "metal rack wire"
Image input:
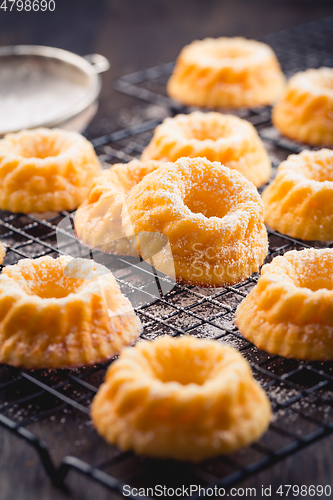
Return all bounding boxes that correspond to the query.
[1,16,333,499]
[115,16,333,113]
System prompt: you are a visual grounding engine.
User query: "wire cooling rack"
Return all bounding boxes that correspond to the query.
[1,16,333,499]
[115,15,333,115]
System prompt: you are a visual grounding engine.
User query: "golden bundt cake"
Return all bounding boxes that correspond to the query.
[272,68,333,146]
[141,112,272,187]
[0,256,141,368]
[91,335,271,461]
[75,160,163,256]
[122,157,268,287]
[262,149,333,241]
[0,243,5,265]
[0,128,102,213]
[235,248,333,360]
[167,37,285,108]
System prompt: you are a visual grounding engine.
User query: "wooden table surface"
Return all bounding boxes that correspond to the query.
[1,1,333,499]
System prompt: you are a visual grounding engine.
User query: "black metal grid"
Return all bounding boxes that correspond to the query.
[1,16,333,499]
[115,16,333,116]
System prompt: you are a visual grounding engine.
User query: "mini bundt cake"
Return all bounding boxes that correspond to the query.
[0,256,141,368]
[75,159,163,256]
[167,37,285,108]
[0,128,102,213]
[272,67,333,146]
[235,248,333,360]
[142,112,272,187]
[262,149,333,241]
[0,243,5,265]
[91,335,271,461]
[122,157,268,287]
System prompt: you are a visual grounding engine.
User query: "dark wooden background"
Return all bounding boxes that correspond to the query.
[1,1,333,498]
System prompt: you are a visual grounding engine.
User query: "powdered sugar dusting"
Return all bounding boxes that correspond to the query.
[122,157,268,286]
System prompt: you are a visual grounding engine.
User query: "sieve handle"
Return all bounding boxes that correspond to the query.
[83,54,110,74]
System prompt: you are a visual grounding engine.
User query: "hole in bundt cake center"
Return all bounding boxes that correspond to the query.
[296,262,333,291]
[314,74,333,91]
[149,340,223,386]
[154,358,213,386]
[183,188,232,219]
[22,266,85,298]
[303,159,333,182]
[16,136,69,159]
[209,46,252,60]
[184,121,232,141]
[298,277,333,292]
[157,372,206,386]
